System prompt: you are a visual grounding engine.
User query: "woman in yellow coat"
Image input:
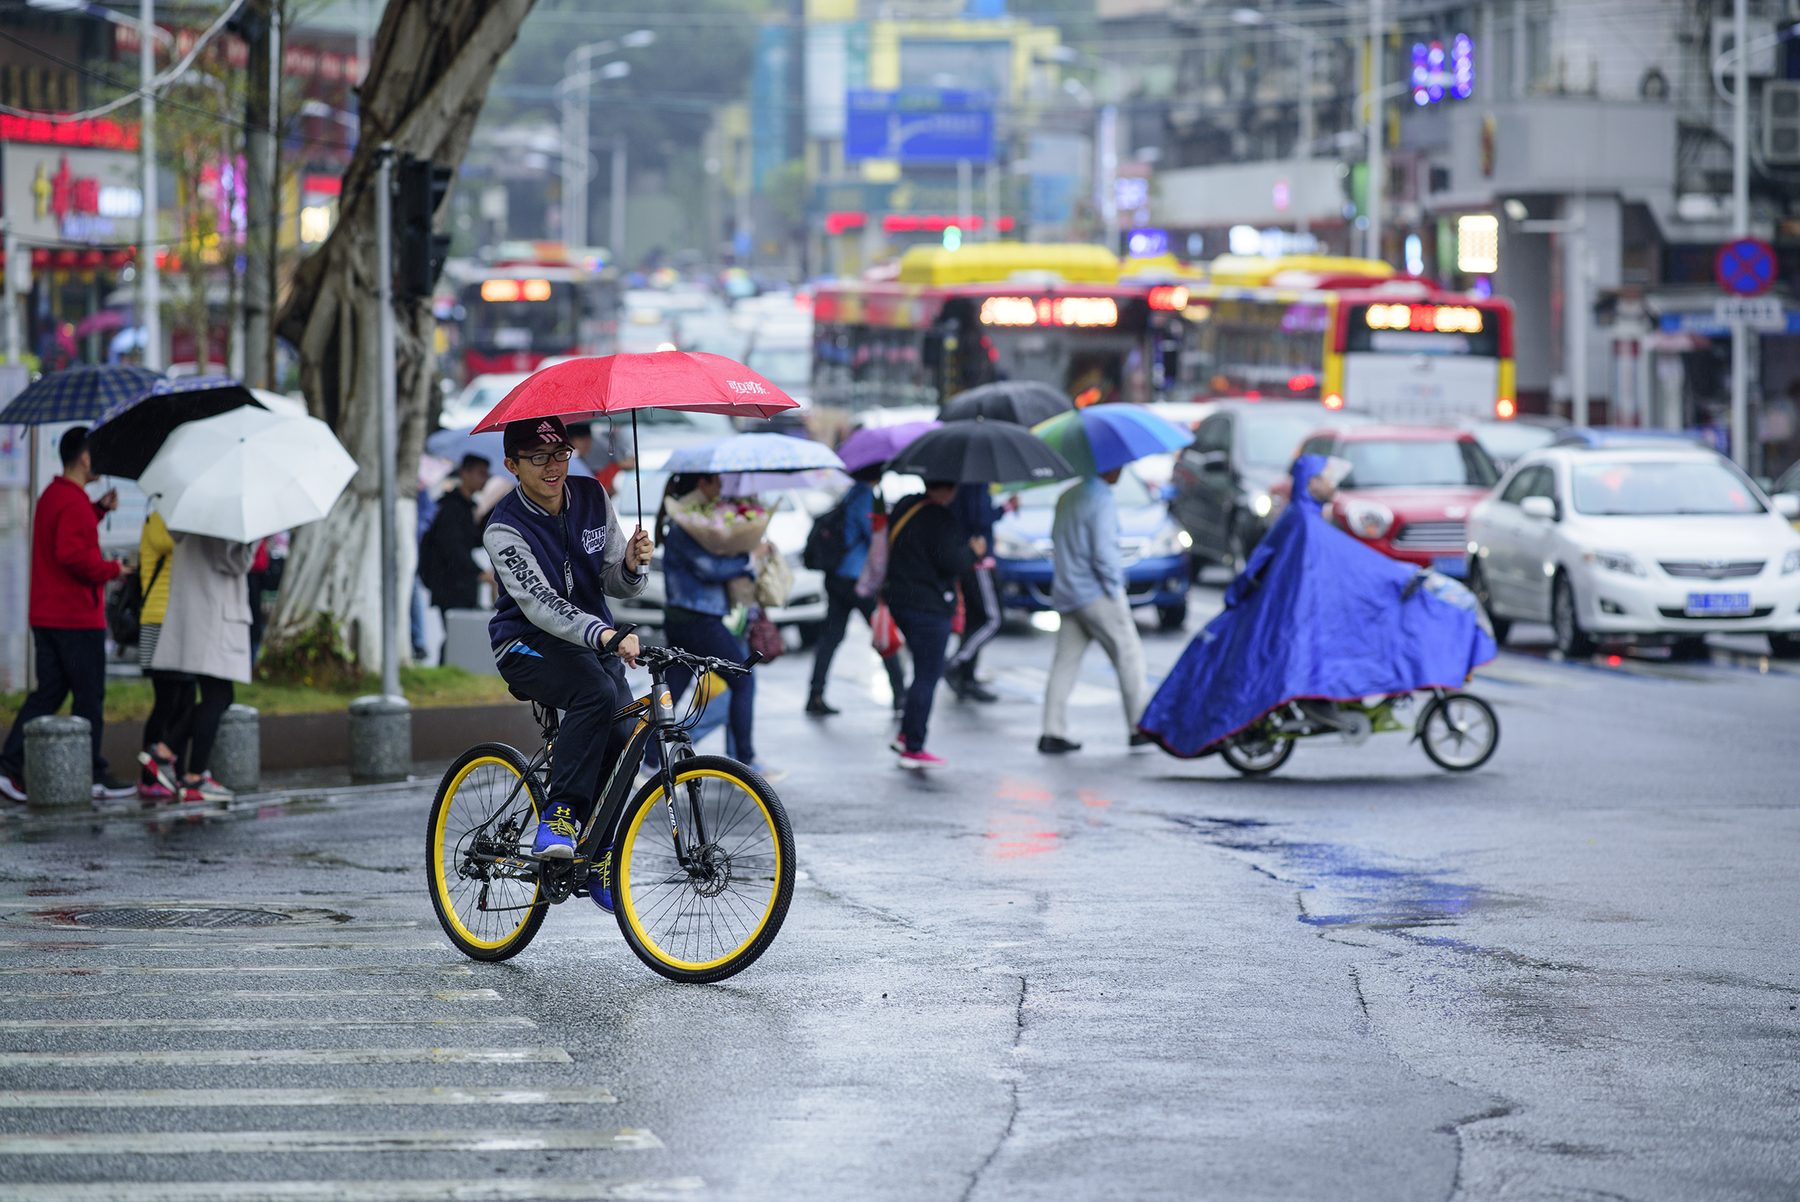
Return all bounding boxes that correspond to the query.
[134,512,191,802]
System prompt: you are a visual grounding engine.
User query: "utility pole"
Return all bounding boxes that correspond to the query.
[610,137,627,268]
[1296,25,1316,237]
[1097,105,1118,253]
[2,220,17,364]
[1731,0,1750,469]
[375,145,400,700]
[956,158,972,242]
[1366,0,1383,262]
[241,0,275,387]
[139,0,161,370]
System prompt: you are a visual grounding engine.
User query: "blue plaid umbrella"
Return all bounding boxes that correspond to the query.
[0,364,163,427]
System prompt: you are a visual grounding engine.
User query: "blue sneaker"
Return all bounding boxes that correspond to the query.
[586,852,614,913]
[532,803,578,859]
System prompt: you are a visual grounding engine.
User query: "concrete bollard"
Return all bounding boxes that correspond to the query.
[348,694,412,783]
[211,704,261,794]
[24,715,92,808]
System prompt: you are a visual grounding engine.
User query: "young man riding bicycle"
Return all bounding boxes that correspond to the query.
[482,416,654,878]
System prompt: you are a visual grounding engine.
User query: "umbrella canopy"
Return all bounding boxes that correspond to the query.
[662,432,843,475]
[718,468,848,495]
[1032,403,1193,476]
[86,375,266,479]
[939,381,1073,426]
[471,352,800,432]
[888,417,1076,485]
[139,407,357,543]
[0,363,162,427]
[836,420,940,472]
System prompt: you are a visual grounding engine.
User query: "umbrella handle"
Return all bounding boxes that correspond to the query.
[632,408,641,527]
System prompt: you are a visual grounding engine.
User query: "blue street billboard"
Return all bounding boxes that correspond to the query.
[844,89,995,163]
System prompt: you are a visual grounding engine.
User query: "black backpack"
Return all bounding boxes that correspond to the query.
[802,496,853,573]
[107,555,165,649]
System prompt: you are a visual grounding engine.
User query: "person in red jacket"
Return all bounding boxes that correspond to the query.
[0,427,138,802]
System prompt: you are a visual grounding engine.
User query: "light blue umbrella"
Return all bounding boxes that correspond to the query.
[662,432,843,475]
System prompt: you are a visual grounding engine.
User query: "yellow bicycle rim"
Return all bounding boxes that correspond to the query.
[433,755,540,950]
[618,767,783,972]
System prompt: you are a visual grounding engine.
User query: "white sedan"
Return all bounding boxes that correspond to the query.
[1466,446,1800,658]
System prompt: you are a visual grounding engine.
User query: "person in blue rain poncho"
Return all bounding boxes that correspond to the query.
[1137,454,1497,758]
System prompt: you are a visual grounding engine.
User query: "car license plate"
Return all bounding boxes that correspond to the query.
[1685,592,1752,617]
[1432,555,1466,577]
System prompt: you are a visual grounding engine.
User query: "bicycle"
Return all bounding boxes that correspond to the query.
[425,630,794,983]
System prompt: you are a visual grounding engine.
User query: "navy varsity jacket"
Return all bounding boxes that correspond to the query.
[482,475,646,654]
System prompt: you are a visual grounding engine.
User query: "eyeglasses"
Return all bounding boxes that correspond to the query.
[514,447,574,467]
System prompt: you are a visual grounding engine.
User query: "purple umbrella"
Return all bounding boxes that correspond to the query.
[837,421,940,472]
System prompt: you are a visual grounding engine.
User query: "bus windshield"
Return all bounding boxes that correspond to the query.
[463,283,576,352]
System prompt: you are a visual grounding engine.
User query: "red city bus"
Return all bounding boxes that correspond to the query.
[446,245,619,377]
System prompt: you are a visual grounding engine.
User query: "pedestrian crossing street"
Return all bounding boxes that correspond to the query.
[0,920,704,1202]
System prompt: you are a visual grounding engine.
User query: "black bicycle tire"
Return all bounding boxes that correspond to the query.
[611,755,795,984]
[426,742,550,962]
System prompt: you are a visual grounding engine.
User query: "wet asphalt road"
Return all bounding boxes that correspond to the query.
[1,581,1797,1202]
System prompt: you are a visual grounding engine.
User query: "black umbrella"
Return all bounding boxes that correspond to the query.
[888,416,1076,484]
[87,375,266,479]
[939,380,1073,426]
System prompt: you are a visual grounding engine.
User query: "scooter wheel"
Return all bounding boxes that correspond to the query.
[1220,730,1295,776]
[1418,692,1499,772]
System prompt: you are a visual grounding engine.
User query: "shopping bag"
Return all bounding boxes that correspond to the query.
[870,601,904,659]
[854,513,888,599]
[746,610,785,662]
[754,546,794,608]
[951,581,966,636]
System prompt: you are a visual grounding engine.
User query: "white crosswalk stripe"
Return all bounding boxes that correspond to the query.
[0,925,683,1200]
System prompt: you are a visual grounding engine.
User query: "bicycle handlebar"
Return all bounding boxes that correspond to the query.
[637,642,758,678]
[600,624,639,656]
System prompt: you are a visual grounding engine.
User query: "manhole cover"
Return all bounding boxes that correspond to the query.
[63,907,290,929]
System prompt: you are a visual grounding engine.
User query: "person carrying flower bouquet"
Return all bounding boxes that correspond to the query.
[653,473,780,781]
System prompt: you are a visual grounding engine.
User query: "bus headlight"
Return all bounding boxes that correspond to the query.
[996,530,1047,560]
[1340,498,1394,539]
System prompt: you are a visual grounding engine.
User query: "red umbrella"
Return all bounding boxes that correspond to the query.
[472,352,798,431]
[472,351,802,528]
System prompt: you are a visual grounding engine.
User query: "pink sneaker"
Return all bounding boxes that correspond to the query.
[896,748,946,770]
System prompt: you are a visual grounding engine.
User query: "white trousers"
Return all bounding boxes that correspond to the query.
[1042,593,1148,740]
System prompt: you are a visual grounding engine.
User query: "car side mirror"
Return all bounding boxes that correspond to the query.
[1519,495,1557,520]
[1774,493,1800,519]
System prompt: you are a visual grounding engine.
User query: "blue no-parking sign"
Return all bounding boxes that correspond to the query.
[1714,238,1777,297]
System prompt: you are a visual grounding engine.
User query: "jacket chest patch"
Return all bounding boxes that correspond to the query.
[581,526,606,555]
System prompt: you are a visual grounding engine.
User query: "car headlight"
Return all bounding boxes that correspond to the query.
[995,530,1047,560]
[1147,524,1187,558]
[1783,548,1800,575]
[1585,549,1645,576]
[1250,492,1273,518]
[1340,498,1394,540]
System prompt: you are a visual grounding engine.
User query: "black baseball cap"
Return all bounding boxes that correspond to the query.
[503,415,570,459]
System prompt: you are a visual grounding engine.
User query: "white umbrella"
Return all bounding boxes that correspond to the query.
[139,406,358,543]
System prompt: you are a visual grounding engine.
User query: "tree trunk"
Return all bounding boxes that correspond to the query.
[271,0,535,670]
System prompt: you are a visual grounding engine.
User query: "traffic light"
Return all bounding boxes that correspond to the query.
[394,154,453,301]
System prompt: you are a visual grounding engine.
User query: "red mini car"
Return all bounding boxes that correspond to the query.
[1274,425,1502,576]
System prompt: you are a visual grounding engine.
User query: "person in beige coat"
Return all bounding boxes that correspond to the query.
[150,532,255,802]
